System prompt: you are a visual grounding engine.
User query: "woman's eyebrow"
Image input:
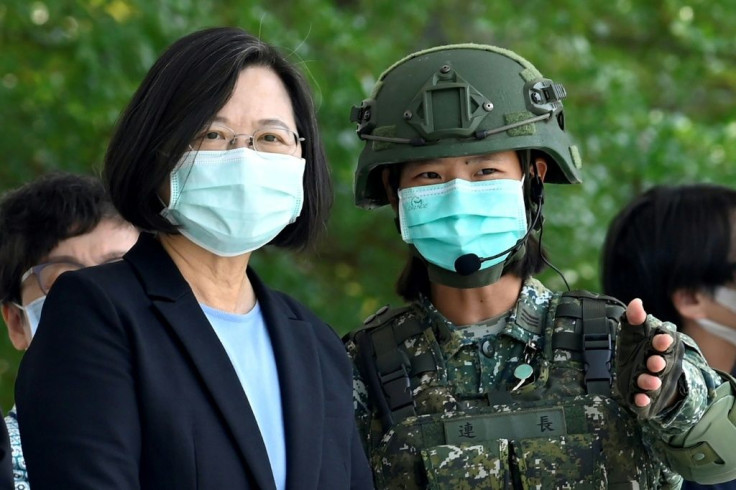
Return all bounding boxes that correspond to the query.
[256,118,290,129]
[207,117,291,130]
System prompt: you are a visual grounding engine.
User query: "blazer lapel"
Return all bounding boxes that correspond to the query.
[126,234,277,490]
[250,271,324,490]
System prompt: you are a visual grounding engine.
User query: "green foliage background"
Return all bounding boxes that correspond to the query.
[1,0,735,411]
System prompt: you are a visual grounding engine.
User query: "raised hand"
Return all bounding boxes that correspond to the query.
[615,298,685,419]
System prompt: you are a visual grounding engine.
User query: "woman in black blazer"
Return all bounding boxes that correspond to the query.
[15,27,373,490]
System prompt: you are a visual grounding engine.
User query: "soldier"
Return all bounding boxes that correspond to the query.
[344,44,736,488]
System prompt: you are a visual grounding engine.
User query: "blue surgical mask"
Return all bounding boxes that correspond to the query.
[20,295,46,338]
[162,147,305,257]
[398,178,527,272]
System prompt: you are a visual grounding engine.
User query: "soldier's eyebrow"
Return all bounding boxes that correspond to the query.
[464,154,508,164]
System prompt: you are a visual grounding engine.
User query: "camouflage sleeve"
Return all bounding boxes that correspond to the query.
[655,340,736,484]
[648,332,724,438]
[345,338,373,450]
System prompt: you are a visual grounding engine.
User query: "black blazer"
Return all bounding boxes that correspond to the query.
[15,233,373,489]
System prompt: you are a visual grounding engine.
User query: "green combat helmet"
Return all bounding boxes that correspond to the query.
[350,43,582,210]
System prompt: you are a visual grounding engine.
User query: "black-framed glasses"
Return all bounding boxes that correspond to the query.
[190,123,305,155]
[20,260,86,295]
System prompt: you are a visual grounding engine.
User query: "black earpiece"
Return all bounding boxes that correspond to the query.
[530,175,544,204]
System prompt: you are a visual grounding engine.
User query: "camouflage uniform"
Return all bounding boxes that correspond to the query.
[347,278,724,489]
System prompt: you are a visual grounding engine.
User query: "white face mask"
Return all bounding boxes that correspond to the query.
[19,295,46,338]
[695,286,736,347]
[161,147,306,257]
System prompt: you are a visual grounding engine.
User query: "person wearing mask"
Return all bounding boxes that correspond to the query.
[343,44,736,488]
[15,27,372,489]
[0,172,140,489]
[603,183,736,490]
[0,418,10,490]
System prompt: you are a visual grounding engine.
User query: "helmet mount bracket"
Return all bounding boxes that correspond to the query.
[405,65,493,141]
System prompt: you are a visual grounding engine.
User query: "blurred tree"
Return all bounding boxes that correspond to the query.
[0,0,734,411]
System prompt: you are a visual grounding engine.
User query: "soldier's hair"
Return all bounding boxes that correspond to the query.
[0,172,124,304]
[602,183,736,324]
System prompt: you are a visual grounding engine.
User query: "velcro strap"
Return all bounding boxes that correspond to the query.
[409,351,436,376]
[394,317,424,343]
[552,332,581,352]
[556,302,623,321]
[379,365,414,410]
[373,326,404,374]
[369,321,422,420]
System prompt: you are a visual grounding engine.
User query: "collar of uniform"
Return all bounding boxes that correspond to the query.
[417,294,454,343]
[502,277,552,347]
[417,294,510,358]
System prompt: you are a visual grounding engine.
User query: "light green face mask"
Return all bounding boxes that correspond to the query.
[162,147,305,256]
[398,178,527,273]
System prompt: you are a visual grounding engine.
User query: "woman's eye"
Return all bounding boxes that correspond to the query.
[204,131,224,140]
[477,168,497,176]
[418,171,441,179]
[257,131,289,145]
[261,133,280,143]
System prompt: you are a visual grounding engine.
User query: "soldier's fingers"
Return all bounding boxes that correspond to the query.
[637,372,662,391]
[625,298,646,326]
[634,392,651,408]
[652,333,673,352]
[646,355,666,374]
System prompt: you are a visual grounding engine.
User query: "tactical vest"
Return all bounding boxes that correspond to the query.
[350,290,677,489]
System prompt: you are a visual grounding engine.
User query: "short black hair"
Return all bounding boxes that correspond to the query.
[103,27,331,250]
[0,172,121,304]
[602,184,736,324]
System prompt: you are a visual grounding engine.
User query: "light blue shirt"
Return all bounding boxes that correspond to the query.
[202,302,286,490]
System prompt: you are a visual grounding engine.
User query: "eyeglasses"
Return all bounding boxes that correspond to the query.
[191,123,305,155]
[21,260,86,296]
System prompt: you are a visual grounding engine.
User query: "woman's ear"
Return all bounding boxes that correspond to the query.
[531,157,548,183]
[672,288,708,320]
[1,302,31,350]
[382,167,399,212]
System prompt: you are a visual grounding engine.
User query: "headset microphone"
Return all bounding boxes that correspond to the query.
[453,176,544,276]
[454,242,523,276]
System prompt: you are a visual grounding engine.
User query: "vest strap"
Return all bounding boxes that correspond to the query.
[581,296,614,396]
[354,308,431,430]
[552,291,625,396]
